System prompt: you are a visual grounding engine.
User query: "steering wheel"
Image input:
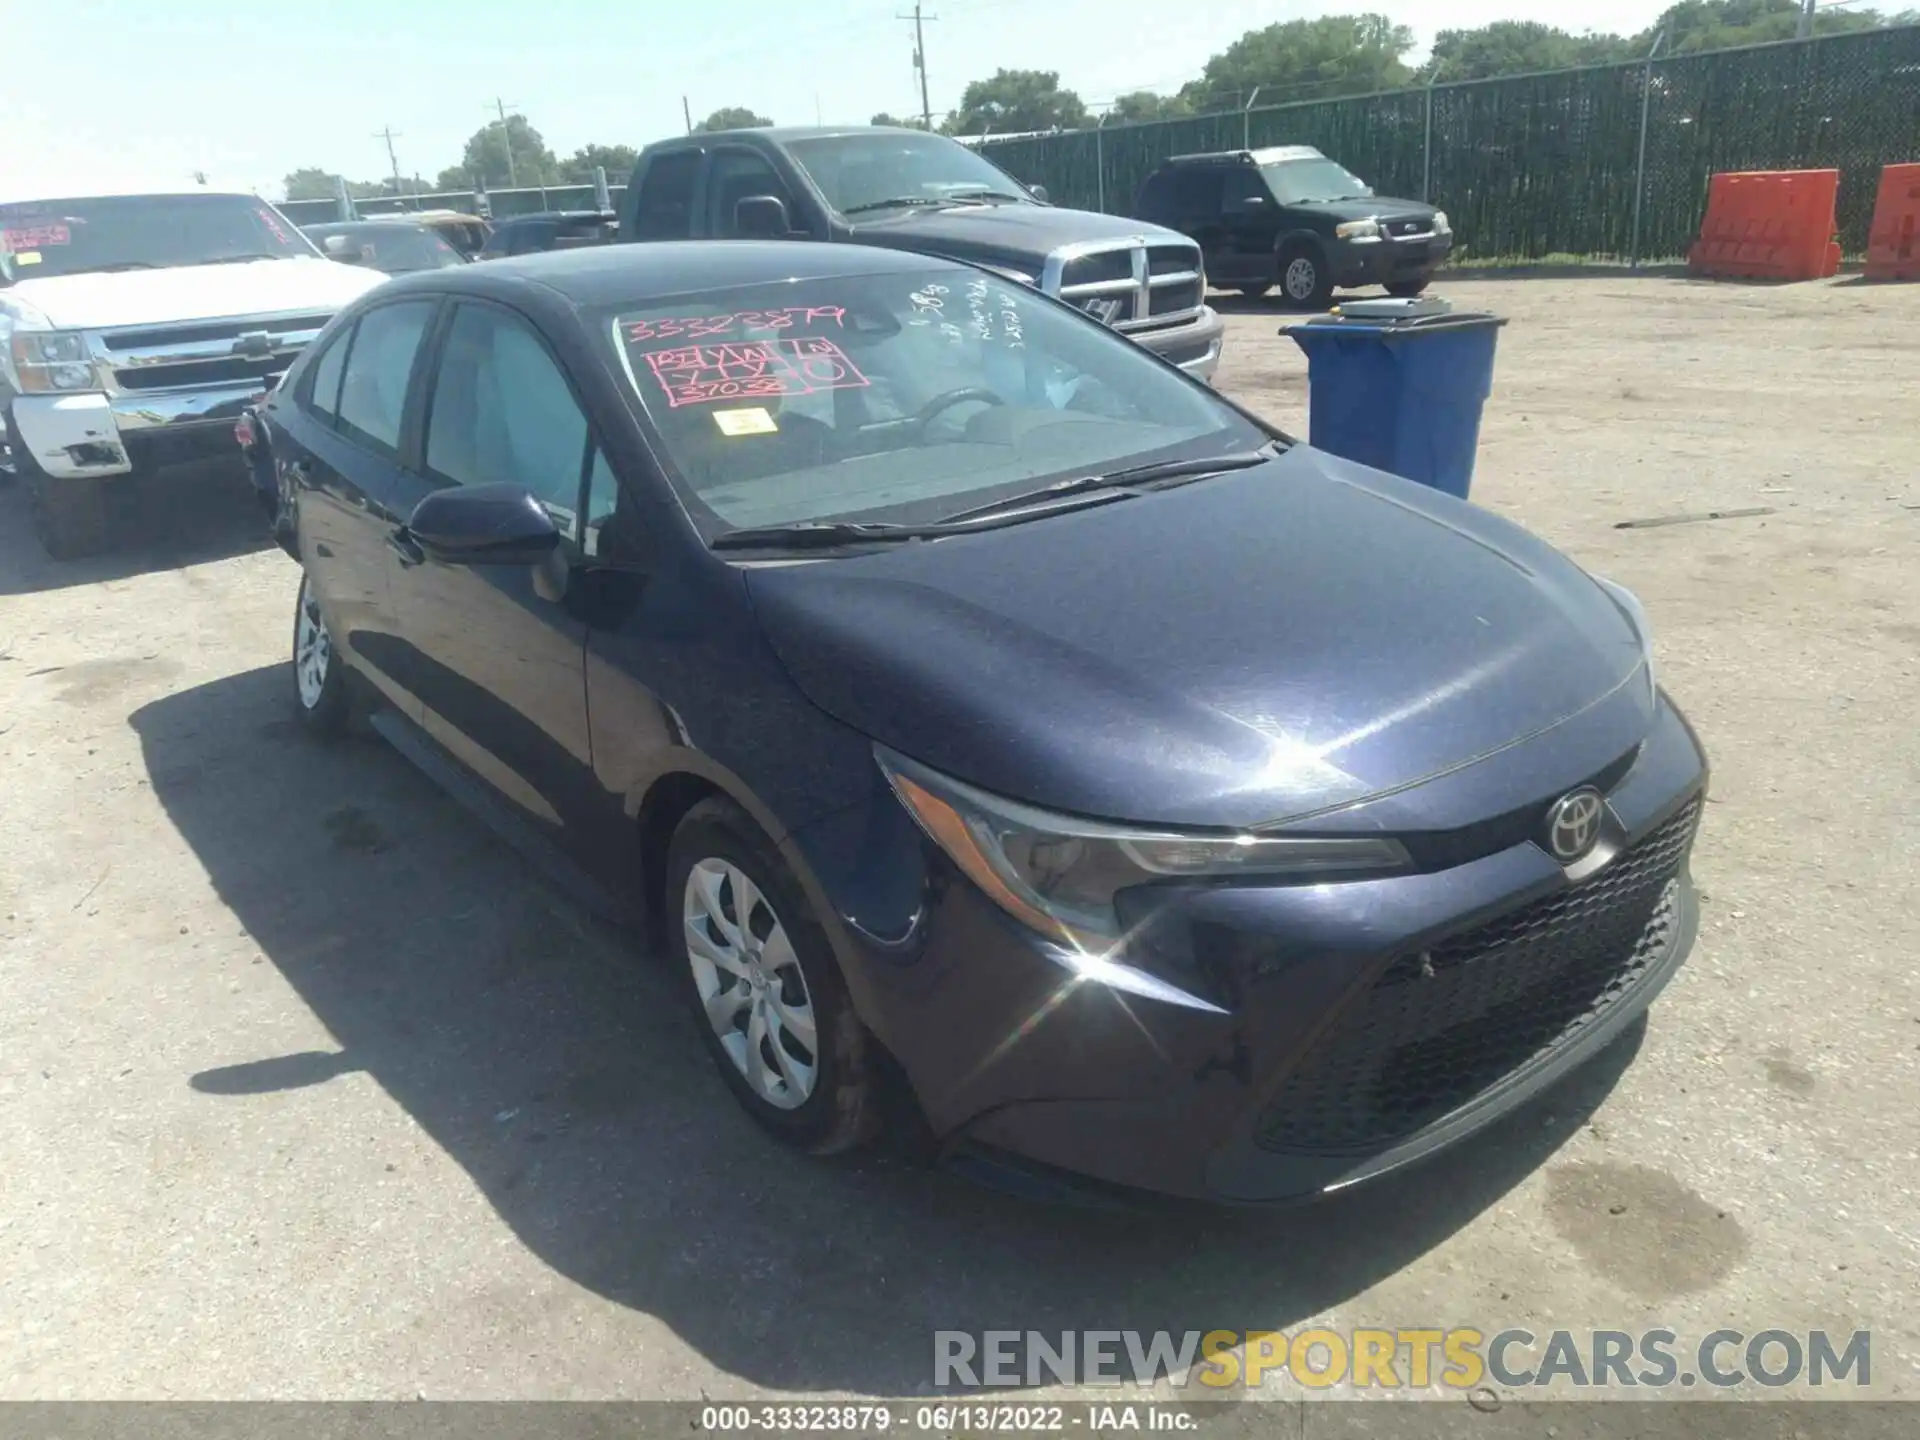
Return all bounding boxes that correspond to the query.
[914,386,1004,437]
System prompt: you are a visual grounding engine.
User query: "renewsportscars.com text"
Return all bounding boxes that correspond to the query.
[932,1328,1872,1391]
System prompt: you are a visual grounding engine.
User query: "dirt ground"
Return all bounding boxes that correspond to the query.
[1,276,1916,1405]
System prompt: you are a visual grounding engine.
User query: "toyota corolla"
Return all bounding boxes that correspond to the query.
[253,241,1707,1203]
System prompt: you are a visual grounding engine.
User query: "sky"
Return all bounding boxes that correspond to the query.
[3,1,1682,200]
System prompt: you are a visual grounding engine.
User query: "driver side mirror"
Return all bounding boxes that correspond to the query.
[734,194,793,238]
[1026,183,1050,204]
[407,484,560,566]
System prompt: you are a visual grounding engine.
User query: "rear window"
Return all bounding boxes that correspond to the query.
[0,194,315,283]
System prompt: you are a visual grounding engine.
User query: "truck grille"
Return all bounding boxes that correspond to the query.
[1046,239,1203,334]
[95,311,332,395]
[1253,796,1701,1158]
[1385,218,1433,239]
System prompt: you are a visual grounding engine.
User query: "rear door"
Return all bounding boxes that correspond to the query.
[627,148,704,242]
[1216,169,1277,284]
[385,298,604,845]
[278,298,439,713]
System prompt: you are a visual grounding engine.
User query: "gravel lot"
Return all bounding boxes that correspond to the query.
[2,276,1916,1404]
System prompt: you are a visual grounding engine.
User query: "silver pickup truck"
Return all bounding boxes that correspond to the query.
[1,189,384,557]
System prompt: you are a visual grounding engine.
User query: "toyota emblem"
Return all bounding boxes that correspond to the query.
[1544,788,1606,863]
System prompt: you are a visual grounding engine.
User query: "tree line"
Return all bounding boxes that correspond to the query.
[287,1,1917,200]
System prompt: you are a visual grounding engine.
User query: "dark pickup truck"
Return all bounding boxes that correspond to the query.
[617,126,1224,382]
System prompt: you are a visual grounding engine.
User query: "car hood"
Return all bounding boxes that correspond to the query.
[2,257,385,329]
[847,202,1197,273]
[746,447,1649,830]
[1293,196,1437,225]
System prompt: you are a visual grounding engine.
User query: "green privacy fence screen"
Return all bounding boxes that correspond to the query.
[975,25,1920,262]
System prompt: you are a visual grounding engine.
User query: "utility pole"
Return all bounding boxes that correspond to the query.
[374,126,404,202]
[1797,0,1816,40]
[897,2,938,130]
[490,98,520,188]
[683,95,694,135]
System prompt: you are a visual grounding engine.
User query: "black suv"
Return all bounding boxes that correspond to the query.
[477,210,618,259]
[617,127,1224,382]
[1135,147,1450,309]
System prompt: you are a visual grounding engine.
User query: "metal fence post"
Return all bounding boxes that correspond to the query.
[1631,29,1669,269]
[1423,62,1443,203]
[1095,111,1109,214]
[1242,87,1261,150]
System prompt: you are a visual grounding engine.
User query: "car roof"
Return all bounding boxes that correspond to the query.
[303,219,433,234]
[657,125,936,146]
[395,240,955,307]
[1159,146,1326,168]
[496,210,615,225]
[1,188,261,208]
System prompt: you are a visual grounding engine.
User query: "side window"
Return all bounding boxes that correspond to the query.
[1221,172,1268,215]
[634,151,702,239]
[334,301,434,457]
[708,150,795,237]
[424,303,589,536]
[582,448,643,562]
[303,323,351,422]
[1176,170,1221,214]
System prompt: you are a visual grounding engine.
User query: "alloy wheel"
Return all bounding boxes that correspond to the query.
[683,857,819,1109]
[295,580,333,710]
[1285,257,1319,302]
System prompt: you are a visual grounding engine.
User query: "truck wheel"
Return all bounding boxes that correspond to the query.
[1280,244,1334,310]
[29,473,114,561]
[1387,278,1431,298]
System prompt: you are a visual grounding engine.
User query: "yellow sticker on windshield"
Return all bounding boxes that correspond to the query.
[13,251,42,265]
[713,407,778,436]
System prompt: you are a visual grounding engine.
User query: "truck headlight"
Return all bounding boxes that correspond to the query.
[10,331,101,393]
[1433,211,1452,236]
[1335,219,1383,241]
[878,745,1409,946]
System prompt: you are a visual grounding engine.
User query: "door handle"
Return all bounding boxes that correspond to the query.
[386,527,425,567]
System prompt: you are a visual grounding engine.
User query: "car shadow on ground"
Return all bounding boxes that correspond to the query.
[131,664,1639,1396]
[0,460,271,597]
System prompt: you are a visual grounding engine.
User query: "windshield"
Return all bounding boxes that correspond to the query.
[607,266,1266,542]
[1260,159,1373,205]
[0,194,317,284]
[787,133,1031,215]
[307,224,465,273]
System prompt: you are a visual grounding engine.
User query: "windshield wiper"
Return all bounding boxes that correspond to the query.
[712,520,960,550]
[197,253,287,266]
[941,447,1277,524]
[80,261,161,273]
[840,196,962,216]
[943,188,1027,203]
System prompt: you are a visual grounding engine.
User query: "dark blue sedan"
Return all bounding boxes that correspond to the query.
[255,241,1707,1203]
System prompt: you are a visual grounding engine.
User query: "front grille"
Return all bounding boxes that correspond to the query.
[1385,218,1431,238]
[115,357,289,392]
[1150,279,1202,316]
[1147,246,1194,277]
[1061,251,1132,288]
[97,311,329,395]
[1049,239,1204,332]
[99,314,334,351]
[1254,797,1701,1158]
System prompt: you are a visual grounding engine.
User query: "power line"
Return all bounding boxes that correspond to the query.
[897,3,939,131]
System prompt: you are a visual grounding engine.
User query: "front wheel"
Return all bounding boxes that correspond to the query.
[668,797,877,1154]
[1387,278,1432,298]
[29,473,114,560]
[292,572,351,736]
[1279,244,1334,310]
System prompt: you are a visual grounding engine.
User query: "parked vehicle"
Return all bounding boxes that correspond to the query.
[303,220,469,275]
[258,241,1705,1204]
[478,210,618,259]
[0,189,385,556]
[618,126,1224,383]
[1135,147,1452,309]
[401,208,492,259]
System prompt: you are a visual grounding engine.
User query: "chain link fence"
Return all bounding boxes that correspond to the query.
[979,25,1920,263]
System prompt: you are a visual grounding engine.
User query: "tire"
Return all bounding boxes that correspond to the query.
[292,571,351,736]
[8,410,114,559]
[1279,243,1334,310]
[1387,278,1432,298]
[1235,283,1273,299]
[668,797,877,1155]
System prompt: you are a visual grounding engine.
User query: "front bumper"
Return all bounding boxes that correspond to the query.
[1335,235,1454,290]
[797,690,1706,1204]
[1128,305,1225,383]
[8,382,262,480]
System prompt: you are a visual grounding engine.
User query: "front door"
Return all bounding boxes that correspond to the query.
[1215,170,1278,286]
[385,299,601,846]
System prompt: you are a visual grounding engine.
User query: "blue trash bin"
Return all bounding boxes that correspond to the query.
[1286,310,1507,500]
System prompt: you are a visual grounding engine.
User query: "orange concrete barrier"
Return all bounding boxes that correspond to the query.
[1688,169,1841,283]
[1866,163,1920,281]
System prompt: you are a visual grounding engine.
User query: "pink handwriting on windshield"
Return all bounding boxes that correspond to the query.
[643,336,870,408]
[2,224,71,249]
[626,307,847,343]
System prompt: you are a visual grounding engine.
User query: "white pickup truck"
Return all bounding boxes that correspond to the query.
[1,189,386,557]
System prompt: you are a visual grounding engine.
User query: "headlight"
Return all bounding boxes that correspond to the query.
[1432,211,1452,235]
[1593,575,1656,700]
[10,330,100,393]
[1335,219,1383,241]
[877,746,1410,946]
